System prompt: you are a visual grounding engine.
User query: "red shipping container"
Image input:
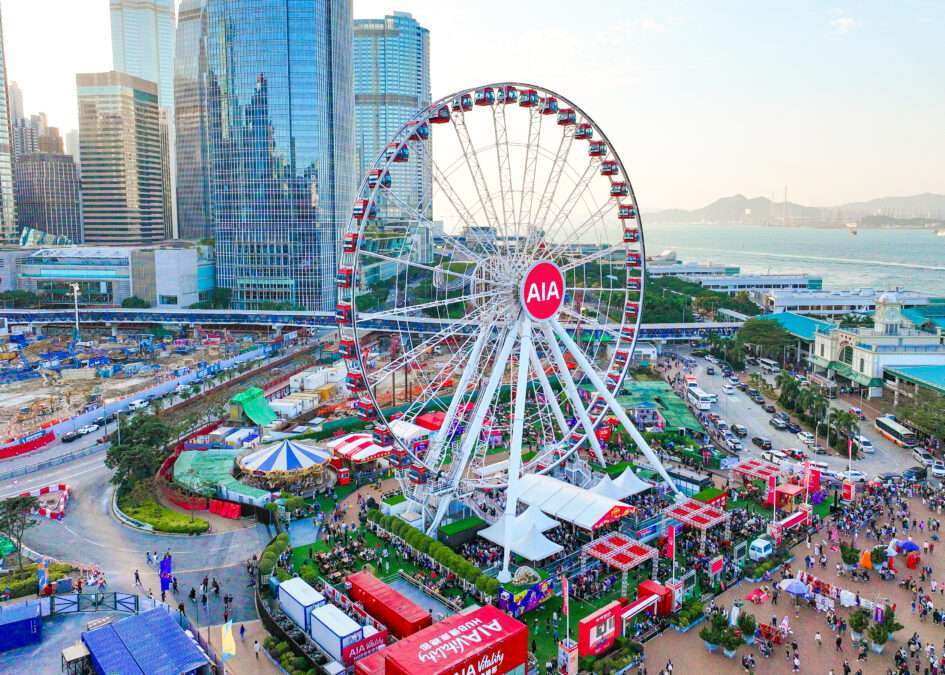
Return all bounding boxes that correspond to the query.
[383,605,527,675]
[347,571,431,639]
[354,650,386,675]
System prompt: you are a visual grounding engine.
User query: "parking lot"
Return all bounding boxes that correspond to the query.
[677,353,919,478]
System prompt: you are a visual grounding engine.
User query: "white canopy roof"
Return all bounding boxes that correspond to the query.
[479,520,563,561]
[590,476,633,500]
[388,418,430,444]
[518,505,560,533]
[612,467,653,496]
[516,474,633,531]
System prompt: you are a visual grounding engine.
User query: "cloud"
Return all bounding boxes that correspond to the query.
[830,14,859,34]
[638,18,666,33]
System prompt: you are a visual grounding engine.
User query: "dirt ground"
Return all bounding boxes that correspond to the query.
[644,495,945,674]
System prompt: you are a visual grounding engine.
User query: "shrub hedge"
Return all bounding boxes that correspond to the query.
[1,562,75,599]
[119,497,210,534]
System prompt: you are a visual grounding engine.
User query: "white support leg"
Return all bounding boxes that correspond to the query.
[528,345,570,437]
[550,319,683,497]
[540,323,607,465]
[428,327,519,534]
[499,318,532,584]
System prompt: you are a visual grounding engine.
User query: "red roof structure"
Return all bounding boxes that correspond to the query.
[732,458,780,483]
[582,533,658,596]
[662,498,732,553]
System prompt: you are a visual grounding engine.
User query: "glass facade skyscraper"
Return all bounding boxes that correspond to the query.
[174,0,212,241]
[353,12,430,218]
[14,154,83,243]
[77,72,166,245]
[206,0,355,311]
[0,8,17,244]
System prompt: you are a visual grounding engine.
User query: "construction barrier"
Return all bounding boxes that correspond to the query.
[19,482,70,520]
[208,499,241,519]
[0,430,56,460]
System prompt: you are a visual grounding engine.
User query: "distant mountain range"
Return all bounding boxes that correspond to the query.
[647,193,945,228]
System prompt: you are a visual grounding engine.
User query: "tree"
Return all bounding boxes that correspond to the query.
[121,296,150,309]
[0,290,43,308]
[0,495,40,568]
[105,414,175,492]
[896,391,945,444]
[737,319,794,359]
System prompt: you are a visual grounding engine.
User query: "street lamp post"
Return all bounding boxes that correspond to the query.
[70,283,81,342]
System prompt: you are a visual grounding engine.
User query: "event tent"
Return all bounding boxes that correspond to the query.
[326,433,392,463]
[238,440,330,474]
[478,521,563,562]
[518,505,560,533]
[516,474,633,531]
[612,467,653,496]
[591,476,633,500]
[388,419,430,446]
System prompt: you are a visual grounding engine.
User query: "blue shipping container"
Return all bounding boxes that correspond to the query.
[0,602,42,652]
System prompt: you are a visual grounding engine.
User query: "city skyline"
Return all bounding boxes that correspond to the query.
[1,1,943,211]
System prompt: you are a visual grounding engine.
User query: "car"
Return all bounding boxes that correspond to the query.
[752,436,773,450]
[706,366,716,375]
[769,417,788,430]
[841,469,868,483]
[93,417,106,428]
[811,444,828,455]
[774,411,790,422]
[727,376,740,385]
[764,404,776,413]
[716,420,730,431]
[77,424,98,435]
[852,435,874,454]
[731,424,748,438]
[849,407,866,421]
[127,399,148,411]
[877,472,902,485]
[722,384,736,395]
[737,382,749,391]
[797,431,816,445]
[761,450,787,465]
[785,422,801,434]
[931,461,945,479]
[61,430,81,443]
[783,447,808,461]
[724,437,743,452]
[706,355,718,364]
[913,448,935,467]
[902,466,928,482]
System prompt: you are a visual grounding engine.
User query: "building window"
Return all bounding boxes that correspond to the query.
[839,346,853,365]
[819,344,824,357]
[159,295,178,305]
[859,358,865,373]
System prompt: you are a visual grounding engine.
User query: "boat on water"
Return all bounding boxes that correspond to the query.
[846,222,858,235]
[648,248,677,263]
[936,229,945,237]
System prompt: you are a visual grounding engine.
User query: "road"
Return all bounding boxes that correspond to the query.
[680,354,918,476]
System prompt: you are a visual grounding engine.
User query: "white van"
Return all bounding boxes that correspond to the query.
[749,537,774,562]
[852,435,874,454]
[761,450,787,465]
[127,399,148,411]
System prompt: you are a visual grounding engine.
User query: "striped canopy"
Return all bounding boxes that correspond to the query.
[326,433,392,464]
[238,440,330,474]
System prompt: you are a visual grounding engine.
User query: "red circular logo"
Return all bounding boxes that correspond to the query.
[520,261,565,321]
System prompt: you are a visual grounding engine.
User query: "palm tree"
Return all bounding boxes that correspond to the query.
[810,393,829,444]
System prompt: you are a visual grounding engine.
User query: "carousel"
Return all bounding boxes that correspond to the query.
[237,439,330,487]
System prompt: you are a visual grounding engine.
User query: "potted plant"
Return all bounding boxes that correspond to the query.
[737,611,757,645]
[871,545,888,569]
[868,623,889,654]
[840,544,860,569]
[721,630,743,658]
[848,609,869,641]
[699,624,719,653]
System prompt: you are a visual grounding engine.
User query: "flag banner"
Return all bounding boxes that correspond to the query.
[159,554,173,593]
[561,575,569,617]
[667,523,676,560]
[221,620,236,661]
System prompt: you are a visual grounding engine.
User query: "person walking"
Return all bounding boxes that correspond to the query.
[134,569,141,587]
[240,624,246,642]
[254,640,260,660]
[815,631,822,647]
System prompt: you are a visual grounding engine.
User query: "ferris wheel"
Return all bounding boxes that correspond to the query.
[336,83,681,580]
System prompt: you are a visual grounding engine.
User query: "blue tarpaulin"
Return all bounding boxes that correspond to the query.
[83,608,209,675]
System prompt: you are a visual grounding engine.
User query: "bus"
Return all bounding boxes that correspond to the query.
[684,374,698,389]
[758,358,780,375]
[687,386,714,411]
[875,415,918,448]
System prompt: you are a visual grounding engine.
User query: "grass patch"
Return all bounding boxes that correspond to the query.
[383,493,406,506]
[438,516,485,537]
[120,497,209,534]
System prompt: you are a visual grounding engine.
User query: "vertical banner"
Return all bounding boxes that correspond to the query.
[159,554,173,592]
[666,524,676,560]
[561,575,569,619]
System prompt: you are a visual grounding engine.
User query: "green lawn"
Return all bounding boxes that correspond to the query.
[439,516,485,537]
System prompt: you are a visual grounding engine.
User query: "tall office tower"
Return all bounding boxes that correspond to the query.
[110,0,177,236]
[76,72,166,244]
[14,154,82,242]
[11,118,38,158]
[174,0,211,240]
[38,126,64,154]
[353,12,431,218]
[206,0,355,311]
[64,129,80,172]
[0,8,16,243]
[8,80,22,122]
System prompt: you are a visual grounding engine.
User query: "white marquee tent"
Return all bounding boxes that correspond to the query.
[612,467,653,496]
[479,520,563,562]
[515,474,633,531]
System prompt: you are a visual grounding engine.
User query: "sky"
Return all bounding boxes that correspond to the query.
[2,0,942,210]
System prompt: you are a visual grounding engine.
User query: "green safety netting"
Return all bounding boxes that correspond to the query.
[0,535,15,558]
[617,380,704,433]
[230,387,278,426]
[173,449,269,502]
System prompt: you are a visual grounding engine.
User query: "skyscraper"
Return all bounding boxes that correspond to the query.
[76,72,166,244]
[14,153,82,242]
[8,80,22,123]
[174,0,212,240]
[353,12,431,216]
[110,0,177,236]
[206,0,355,311]
[0,9,16,244]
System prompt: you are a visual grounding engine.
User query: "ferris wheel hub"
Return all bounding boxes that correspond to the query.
[520,260,565,322]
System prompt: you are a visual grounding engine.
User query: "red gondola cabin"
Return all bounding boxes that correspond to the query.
[367,169,391,189]
[339,338,356,358]
[588,141,607,157]
[539,97,559,115]
[626,277,641,291]
[600,160,619,176]
[336,267,354,288]
[497,85,518,104]
[626,251,641,268]
[610,182,630,198]
[353,199,377,221]
[356,399,377,421]
[451,93,473,112]
[343,232,358,253]
[385,143,409,163]
[373,427,393,447]
[392,448,410,469]
[621,325,637,340]
[623,227,640,243]
[345,371,366,392]
[519,89,539,107]
[557,108,576,126]
[406,121,429,141]
[624,301,639,318]
[430,104,450,123]
[575,123,593,140]
[614,350,629,365]
[618,204,638,220]
[474,87,495,106]
[335,303,353,325]
[408,464,429,484]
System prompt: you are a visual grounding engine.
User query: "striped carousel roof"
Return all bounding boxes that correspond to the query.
[238,440,330,474]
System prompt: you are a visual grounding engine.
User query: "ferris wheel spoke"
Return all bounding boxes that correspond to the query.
[531,158,600,257]
[550,319,682,497]
[527,336,571,437]
[559,243,625,273]
[533,125,576,231]
[492,105,516,236]
[361,289,506,322]
[545,201,621,262]
[517,106,542,239]
[557,306,622,343]
[399,331,484,422]
[451,111,501,231]
[539,322,606,465]
[357,249,480,286]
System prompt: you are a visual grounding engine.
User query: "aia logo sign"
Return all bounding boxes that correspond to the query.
[520,261,565,321]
